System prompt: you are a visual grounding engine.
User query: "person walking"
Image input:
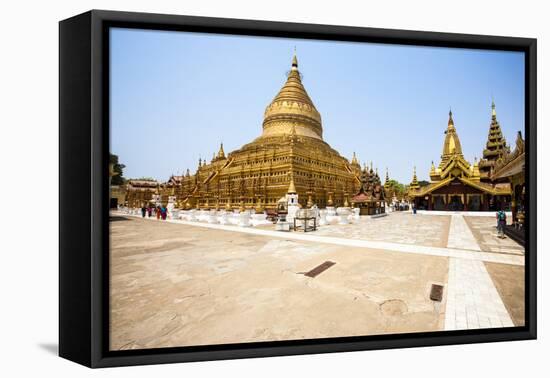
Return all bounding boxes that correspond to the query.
[141,205,146,218]
[496,209,507,238]
[147,206,152,218]
[160,206,167,220]
[156,205,161,220]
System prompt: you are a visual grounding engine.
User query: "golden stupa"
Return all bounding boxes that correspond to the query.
[160,53,364,211]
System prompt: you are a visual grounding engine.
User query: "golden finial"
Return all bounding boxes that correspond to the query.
[491,99,497,118]
[291,47,298,71]
[218,142,225,159]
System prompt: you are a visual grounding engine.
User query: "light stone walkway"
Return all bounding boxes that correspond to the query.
[447,214,481,251]
[444,214,515,330]
[314,213,450,248]
[444,258,515,330]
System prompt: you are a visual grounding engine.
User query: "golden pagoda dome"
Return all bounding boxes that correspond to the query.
[261,53,323,140]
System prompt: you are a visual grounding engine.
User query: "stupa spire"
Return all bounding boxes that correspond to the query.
[448,108,455,130]
[410,166,420,190]
[351,152,359,166]
[291,48,298,71]
[441,108,463,161]
[384,168,391,190]
[217,142,225,159]
[261,53,323,140]
[287,171,297,194]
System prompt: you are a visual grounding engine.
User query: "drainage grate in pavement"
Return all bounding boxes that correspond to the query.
[304,261,336,278]
[430,284,444,301]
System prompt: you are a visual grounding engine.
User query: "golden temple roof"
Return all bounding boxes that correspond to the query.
[261,53,323,140]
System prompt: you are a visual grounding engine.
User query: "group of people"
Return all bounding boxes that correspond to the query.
[141,205,168,220]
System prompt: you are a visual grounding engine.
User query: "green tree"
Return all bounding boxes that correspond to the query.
[110,153,126,186]
[418,180,430,187]
[386,179,408,198]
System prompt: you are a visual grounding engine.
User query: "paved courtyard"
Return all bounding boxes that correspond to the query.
[314,213,451,248]
[464,216,525,255]
[109,211,525,350]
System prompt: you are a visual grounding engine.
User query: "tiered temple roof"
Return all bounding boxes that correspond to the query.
[479,101,510,180]
[351,163,385,205]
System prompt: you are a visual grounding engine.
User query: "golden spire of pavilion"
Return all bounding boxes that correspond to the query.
[447,108,455,130]
[492,99,497,119]
[410,166,420,189]
[441,108,464,159]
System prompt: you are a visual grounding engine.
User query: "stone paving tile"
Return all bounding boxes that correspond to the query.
[447,215,481,251]
[314,213,451,248]
[443,214,516,330]
[444,258,514,331]
[464,216,524,255]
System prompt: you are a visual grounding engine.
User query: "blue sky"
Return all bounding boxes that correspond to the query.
[110,28,525,183]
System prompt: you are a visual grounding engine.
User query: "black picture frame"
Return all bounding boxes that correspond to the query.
[59,9,537,368]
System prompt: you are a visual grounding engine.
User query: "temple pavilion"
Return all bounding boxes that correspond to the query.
[408,107,514,211]
[150,53,378,211]
[351,163,386,215]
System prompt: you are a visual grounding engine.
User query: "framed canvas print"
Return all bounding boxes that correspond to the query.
[59,10,537,368]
